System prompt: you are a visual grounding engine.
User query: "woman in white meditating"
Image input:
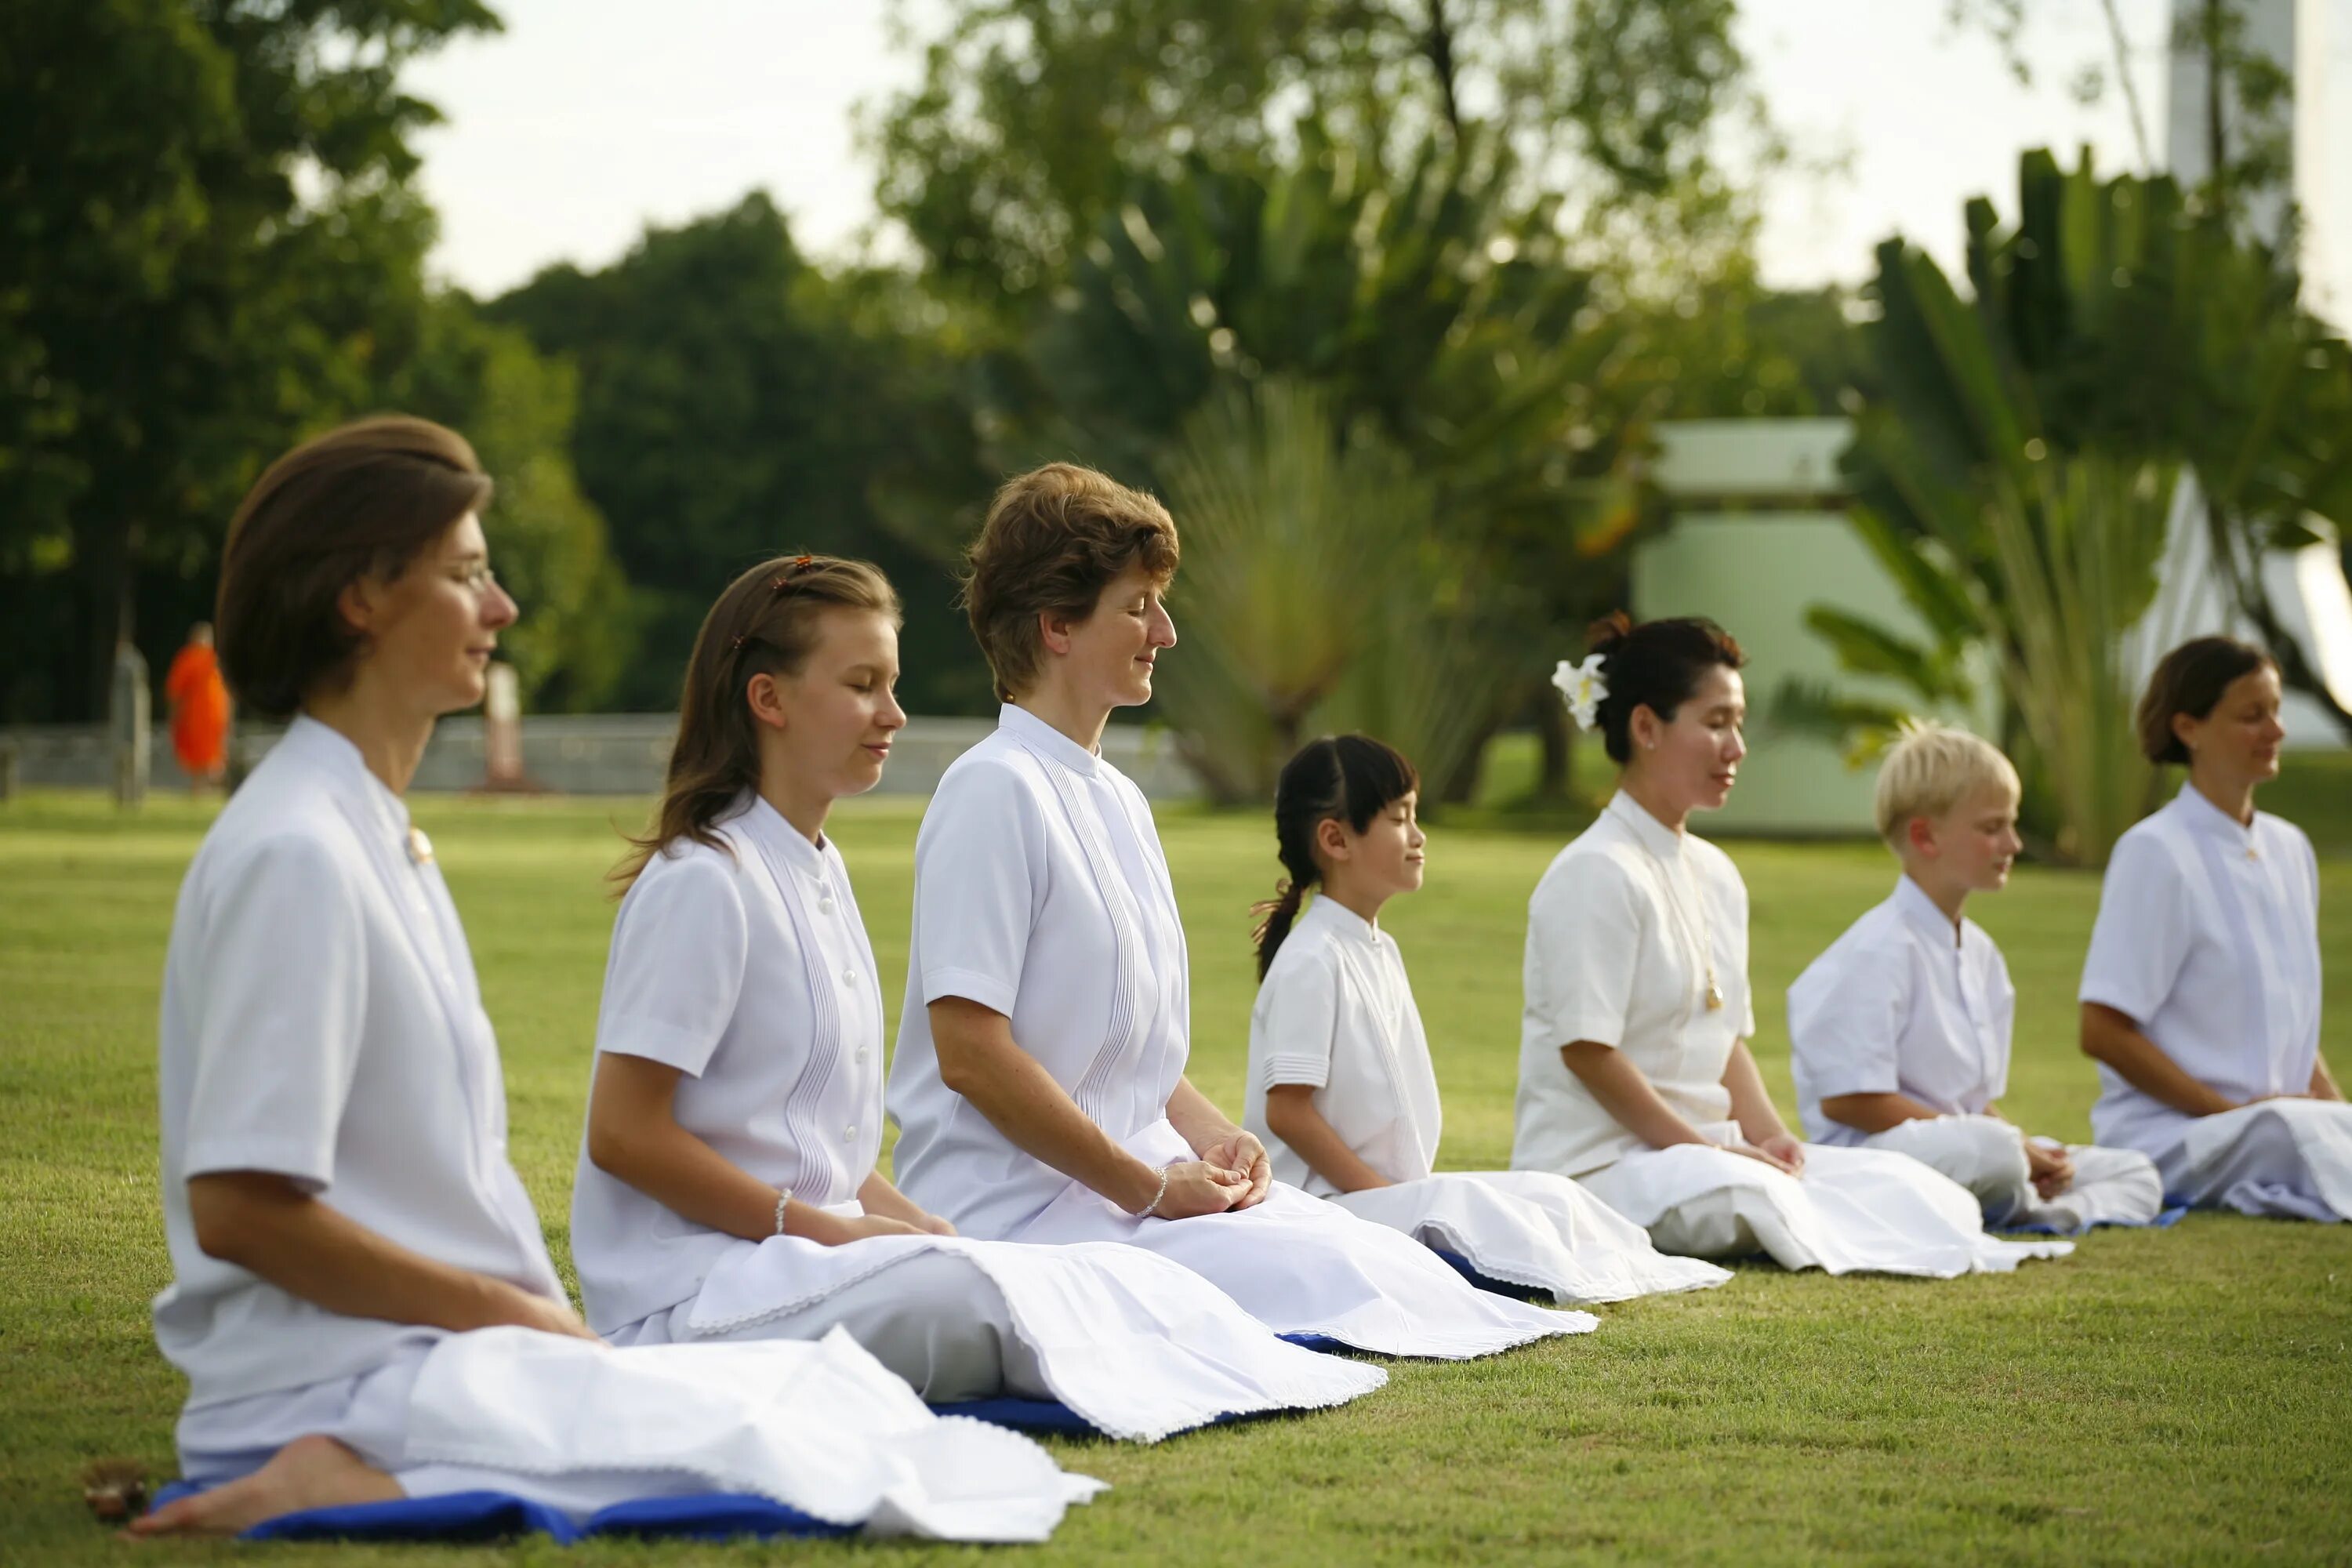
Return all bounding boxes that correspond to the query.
[1511,613,2065,1276]
[568,553,1381,1440]
[2078,637,2347,1219]
[136,419,1098,1543]
[1788,724,2162,1233]
[884,463,1581,1357]
[1243,734,1730,1304]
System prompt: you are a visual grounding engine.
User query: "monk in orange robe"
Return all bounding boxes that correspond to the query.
[165,623,230,789]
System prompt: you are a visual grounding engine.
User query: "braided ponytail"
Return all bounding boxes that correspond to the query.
[1251,734,1420,979]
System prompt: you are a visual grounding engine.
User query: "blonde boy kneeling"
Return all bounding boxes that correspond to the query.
[1787,726,2162,1234]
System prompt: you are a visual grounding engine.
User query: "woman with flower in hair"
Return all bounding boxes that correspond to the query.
[1510,612,2067,1276]
[568,553,1384,1442]
[1242,732,1731,1305]
[885,463,1582,1358]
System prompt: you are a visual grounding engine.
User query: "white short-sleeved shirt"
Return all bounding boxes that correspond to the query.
[1243,896,1445,1198]
[571,796,886,1334]
[1786,876,2016,1146]
[1512,791,1757,1178]
[153,717,563,1409]
[887,704,1191,1239]
[2079,782,2323,1156]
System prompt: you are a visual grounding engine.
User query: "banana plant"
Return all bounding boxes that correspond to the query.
[1151,379,1542,803]
[1792,149,2352,862]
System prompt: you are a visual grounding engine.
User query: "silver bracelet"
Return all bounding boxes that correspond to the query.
[1140,1163,1172,1218]
[774,1190,790,1236]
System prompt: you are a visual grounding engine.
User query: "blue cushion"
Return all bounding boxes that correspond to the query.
[147,1482,846,1543]
[151,1483,583,1544]
[1430,1248,1554,1302]
[928,1396,1103,1436]
[584,1492,849,1541]
[2002,1203,2189,1237]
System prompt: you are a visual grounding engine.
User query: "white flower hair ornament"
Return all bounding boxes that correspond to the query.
[1553,654,1609,731]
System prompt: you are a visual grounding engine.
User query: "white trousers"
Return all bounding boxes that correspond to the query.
[616,1232,1386,1443]
[2147,1098,2352,1221]
[1578,1138,2071,1276]
[175,1327,1101,1541]
[1862,1115,2164,1233]
[614,1250,1043,1404]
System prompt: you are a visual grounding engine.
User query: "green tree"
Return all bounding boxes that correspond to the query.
[869,0,1760,314]
[0,0,500,722]
[385,296,630,711]
[487,194,997,714]
[1790,150,2352,861]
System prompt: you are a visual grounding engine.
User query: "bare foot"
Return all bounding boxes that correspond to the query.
[126,1436,401,1538]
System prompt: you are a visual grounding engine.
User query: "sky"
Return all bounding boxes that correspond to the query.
[404,0,2352,319]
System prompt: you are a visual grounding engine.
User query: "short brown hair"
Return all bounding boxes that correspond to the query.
[613,554,901,891]
[216,416,493,719]
[962,463,1180,701]
[2135,636,2276,764]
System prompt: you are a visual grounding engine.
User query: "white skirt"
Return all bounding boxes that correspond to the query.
[176,1327,1102,1542]
[615,1221,1385,1442]
[1010,1120,1592,1357]
[2151,1099,2352,1221]
[1577,1133,2071,1276]
[1329,1171,1732,1304]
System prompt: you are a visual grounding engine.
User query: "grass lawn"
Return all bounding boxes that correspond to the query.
[3,782,2350,1565]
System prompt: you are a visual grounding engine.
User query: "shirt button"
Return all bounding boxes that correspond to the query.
[843,1124,857,1142]
[855,1045,869,1062]
[818,898,835,916]
[842,967,858,986]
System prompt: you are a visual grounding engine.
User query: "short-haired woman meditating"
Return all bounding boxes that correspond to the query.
[884,463,1581,1358]
[138,419,1101,1541]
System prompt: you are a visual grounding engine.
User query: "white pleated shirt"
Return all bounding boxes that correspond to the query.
[887,704,1192,1240]
[1512,792,1757,1178]
[154,717,563,1409]
[2078,782,2323,1156]
[1786,875,2016,1146]
[570,795,887,1334]
[1243,895,1446,1198]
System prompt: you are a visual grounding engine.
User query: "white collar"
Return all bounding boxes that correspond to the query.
[2171,780,2260,851]
[999,702,1102,779]
[1893,873,1964,949]
[283,713,411,838]
[1605,789,1685,862]
[734,792,829,877]
[1302,891,1381,947]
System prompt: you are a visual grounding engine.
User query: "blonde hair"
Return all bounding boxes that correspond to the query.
[1872,723,2020,848]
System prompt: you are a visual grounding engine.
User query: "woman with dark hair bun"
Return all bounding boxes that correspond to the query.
[1508,612,2067,1276]
[1240,734,1731,1305]
[2078,637,2347,1218]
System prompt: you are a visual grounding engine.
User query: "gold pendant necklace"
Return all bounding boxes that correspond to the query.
[1616,800,1725,1014]
[407,826,435,866]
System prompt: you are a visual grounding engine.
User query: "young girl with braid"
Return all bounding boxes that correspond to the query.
[1242,735,1730,1304]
